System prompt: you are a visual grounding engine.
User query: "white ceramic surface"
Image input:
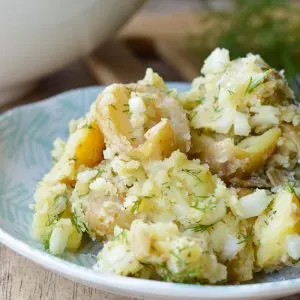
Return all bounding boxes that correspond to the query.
[1,84,300,300]
[0,0,144,105]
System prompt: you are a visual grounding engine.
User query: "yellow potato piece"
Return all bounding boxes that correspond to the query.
[192,128,281,182]
[45,120,104,183]
[227,242,255,283]
[66,225,83,251]
[75,121,104,168]
[129,119,176,161]
[96,85,135,154]
[254,190,300,268]
[96,83,190,157]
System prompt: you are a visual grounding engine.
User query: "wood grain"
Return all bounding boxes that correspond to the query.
[0,245,138,300]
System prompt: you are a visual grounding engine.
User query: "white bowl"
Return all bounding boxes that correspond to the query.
[0,0,145,105]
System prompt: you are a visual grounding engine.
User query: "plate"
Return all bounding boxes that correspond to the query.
[1,84,300,300]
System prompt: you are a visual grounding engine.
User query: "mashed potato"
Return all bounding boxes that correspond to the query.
[32,48,300,284]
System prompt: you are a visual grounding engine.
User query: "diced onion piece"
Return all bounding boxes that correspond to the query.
[201,48,230,75]
[49,219,73,255]
[238,189,271,219]
[286,234,300,260]
[222,235,243,261]
[234,112,251,136]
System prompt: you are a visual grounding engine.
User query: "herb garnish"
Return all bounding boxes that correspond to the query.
[195,97,205,104]
[237,233,253,244]
[130,196,153,214]
[187,110,198,121]
[245,69,273,94]
[186,222,214,233]
[122,104,131,114]
[181,169,203,183]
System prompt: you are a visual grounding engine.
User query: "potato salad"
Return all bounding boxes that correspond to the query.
[32,48,300,284]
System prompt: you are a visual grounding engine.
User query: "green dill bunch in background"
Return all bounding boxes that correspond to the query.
[188,0,300,97]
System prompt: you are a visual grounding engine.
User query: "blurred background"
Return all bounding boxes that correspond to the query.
[1,0,299,111]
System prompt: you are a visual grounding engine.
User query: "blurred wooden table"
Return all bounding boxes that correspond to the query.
[1,2,300,300]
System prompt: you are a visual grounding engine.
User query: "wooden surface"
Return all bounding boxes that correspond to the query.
[1,2,300,300]
[0,246,137,300]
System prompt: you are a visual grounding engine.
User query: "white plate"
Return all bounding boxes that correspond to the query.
[1,85,300,300]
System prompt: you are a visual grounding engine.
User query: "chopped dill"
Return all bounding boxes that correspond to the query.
[237,233,253,245]
[162,181,171,190]
[181,169,203,183]
[130,137,136,142]
[68,157,77,162]
[131,197,144,214]
[186,222,214,233]
[187,110,197,121]
[159,263,200,283]
[114,230,127,243]
[71,213,87,233]
[284,182,296,194]
[110,104,117,110]
[191,196,216,213]
[42,236,50,251]
[131,196,153,213]
[213,105,223,113]
[81,123,94,130]
[227,89,235,95]
[245,69,272,94]
[195,97,205,104]
[122,103,131,114]
[170,250,186,265]
[45,211,64,227]
[78,191,90,198]
[96,169,105,178]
